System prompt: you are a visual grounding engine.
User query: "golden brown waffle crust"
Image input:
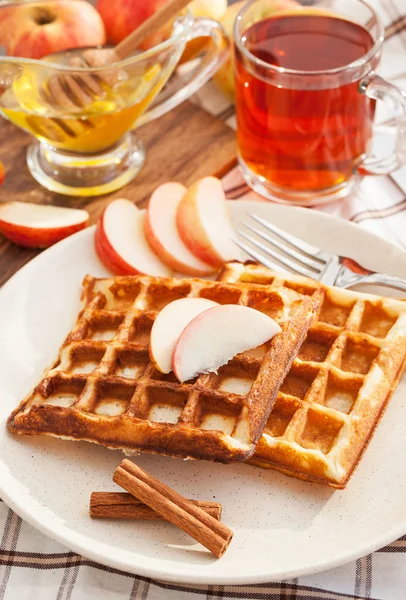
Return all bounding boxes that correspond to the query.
[8,273,319,464]
[248,352,406,489]
[218,261,406,487]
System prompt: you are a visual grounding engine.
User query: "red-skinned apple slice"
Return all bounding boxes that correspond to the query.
[172,304,282,382]
[176,176,243,268]
[0,202,89,248]
[145,182,216,276]
[95,199,172,277]
[150,297,219,374]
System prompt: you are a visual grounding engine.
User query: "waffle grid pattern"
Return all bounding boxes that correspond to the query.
[9,274,317,464]
[218,262,406,487]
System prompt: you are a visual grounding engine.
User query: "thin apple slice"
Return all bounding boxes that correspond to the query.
[176,176,243,268]
[95,199,172,277]
[0,201,89,248]
[145,182,216,276]
[150,297,219,374]
[172,304,282,382]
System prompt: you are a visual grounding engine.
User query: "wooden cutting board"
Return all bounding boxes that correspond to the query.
[0,101,237,286]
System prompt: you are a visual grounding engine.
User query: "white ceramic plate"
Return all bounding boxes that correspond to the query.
[0,201,405,585]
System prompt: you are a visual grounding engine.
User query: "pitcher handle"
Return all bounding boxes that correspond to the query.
[136,18,228,127]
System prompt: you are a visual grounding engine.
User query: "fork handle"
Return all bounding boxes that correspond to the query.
[338,271,406,294]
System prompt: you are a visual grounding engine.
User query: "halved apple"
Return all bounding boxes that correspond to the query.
[145,182,216,276]
[0,201,89,248]
[150,297,218,374]
[95,199,172,277]
[176,176,243,268]
[172,304,282,382]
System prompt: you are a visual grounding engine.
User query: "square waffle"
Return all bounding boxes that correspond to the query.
[218,262,406,487]
[8,274,319,463]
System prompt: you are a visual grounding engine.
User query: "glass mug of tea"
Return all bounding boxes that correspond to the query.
[234,0,406,206]
[0,0,227,197]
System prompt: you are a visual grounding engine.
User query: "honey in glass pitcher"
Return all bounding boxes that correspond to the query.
[1,50,165,154]
[0,0,228,197]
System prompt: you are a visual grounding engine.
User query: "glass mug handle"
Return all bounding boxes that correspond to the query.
[136,18,228,127]
[357,74,406,175]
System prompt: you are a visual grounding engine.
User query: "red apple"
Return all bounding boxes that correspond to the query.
[95,199,172,277]
[0,0,106,60]
[0,202,89,248]
[145,182,215,276]
[176,176,243,268]
[96,0,168,47]
[96,0,226,54]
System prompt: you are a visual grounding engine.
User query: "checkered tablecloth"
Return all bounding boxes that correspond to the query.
[1,1,405,599]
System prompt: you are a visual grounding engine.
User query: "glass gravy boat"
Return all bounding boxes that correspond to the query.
[0,0,227,196]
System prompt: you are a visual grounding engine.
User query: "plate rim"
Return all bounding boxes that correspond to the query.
[0,201,405,585]
[1,477,406,585]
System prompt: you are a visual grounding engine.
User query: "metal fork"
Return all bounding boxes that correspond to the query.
[235,213,406,293]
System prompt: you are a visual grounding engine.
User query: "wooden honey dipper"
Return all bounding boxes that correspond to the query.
[45,0,192,110]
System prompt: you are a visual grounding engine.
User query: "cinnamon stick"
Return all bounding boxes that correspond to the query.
[113,460,233,558]
[90,492,222,521]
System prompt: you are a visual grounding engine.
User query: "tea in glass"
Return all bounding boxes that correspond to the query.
[236,13,375,192]
[234,0,406,205]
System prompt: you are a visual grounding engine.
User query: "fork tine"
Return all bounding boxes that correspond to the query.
[233,240,286,273]
[237,231,318,278]
[243,222,322,273]
[249,213,327,264]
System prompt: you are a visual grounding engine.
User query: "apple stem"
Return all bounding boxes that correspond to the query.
[33,8,55,26]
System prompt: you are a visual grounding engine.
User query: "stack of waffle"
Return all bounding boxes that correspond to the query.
[8,263,406,488]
